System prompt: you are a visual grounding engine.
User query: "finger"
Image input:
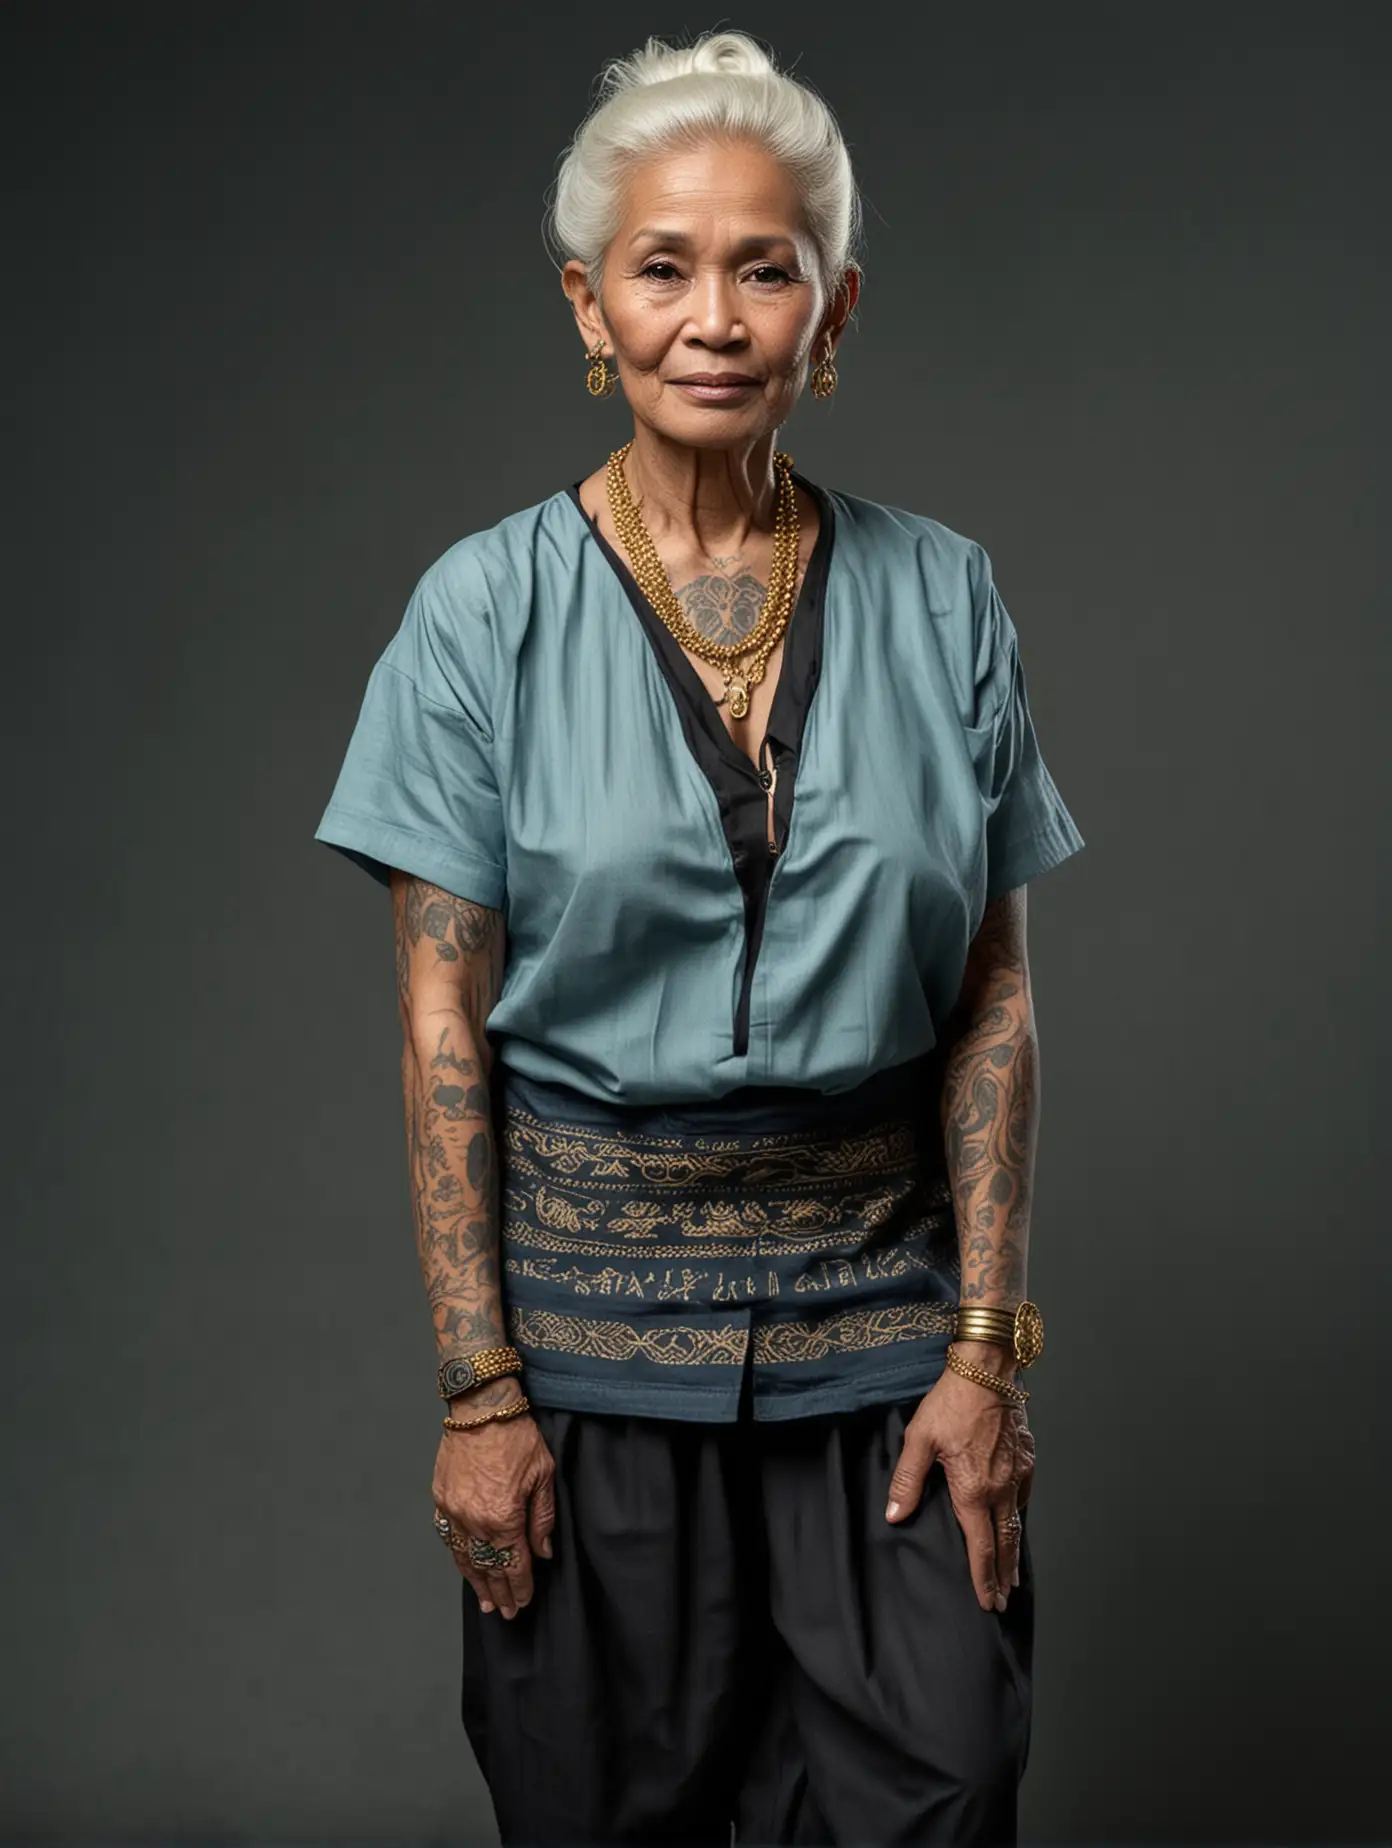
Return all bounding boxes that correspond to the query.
[437,1517,495,1611]
[459,1555,496,1609]
[484,1552,530,1618]
[885,1424,939,1522]
[1014,1492,1032,1586]
[480,1534,533,1617]
[501,1527,534,1609]
[993,1499,1022,1602]
[528,1475,556,1561]
[957,1502,1004,1611]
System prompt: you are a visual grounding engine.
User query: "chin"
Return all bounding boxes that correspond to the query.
[649,409,780,450]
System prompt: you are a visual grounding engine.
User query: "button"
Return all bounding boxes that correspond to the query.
[757,768,773,790]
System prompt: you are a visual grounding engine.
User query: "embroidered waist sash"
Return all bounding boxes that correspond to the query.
[494,1049,961,1423]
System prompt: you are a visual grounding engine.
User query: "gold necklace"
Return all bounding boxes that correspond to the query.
[605,440,801,720]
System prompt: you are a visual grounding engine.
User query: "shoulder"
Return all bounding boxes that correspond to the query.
[412,489,577,617]
[383,489,577,693]
[821,487,1019,722]
[822,487,992,595]
[821,485,997,617]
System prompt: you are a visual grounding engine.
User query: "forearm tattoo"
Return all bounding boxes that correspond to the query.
[939,889,1039,1307]
[391,875,509,1371]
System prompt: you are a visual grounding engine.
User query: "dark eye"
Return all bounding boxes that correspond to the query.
[749,265,793,285]
[641,260,682,281]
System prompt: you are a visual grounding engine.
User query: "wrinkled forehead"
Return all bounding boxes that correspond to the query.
[612,138,815,257]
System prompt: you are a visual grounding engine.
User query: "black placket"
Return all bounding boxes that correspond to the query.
[568,475,836,1060]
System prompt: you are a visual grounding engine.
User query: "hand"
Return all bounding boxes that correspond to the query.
[432,1389,556,1620]
[884,1352,1036,1613]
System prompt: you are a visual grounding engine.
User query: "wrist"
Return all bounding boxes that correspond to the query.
[448,1374,524,1416]
[949,1338,1019,1379]
[436,1342,523,1403]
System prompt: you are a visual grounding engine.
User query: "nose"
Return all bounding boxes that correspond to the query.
[685,266,746,348]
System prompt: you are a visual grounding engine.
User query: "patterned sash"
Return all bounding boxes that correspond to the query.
[494,1050,962,1422]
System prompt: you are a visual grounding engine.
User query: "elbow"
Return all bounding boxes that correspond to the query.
[942,991,1035,1065]
[401,998,496,1085]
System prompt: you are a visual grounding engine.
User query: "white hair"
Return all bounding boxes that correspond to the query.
[545,30,861,304]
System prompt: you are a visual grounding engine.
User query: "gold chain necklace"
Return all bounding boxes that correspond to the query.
[604,440,801,720]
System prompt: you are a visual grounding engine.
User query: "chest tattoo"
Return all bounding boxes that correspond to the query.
[675,552,810,646]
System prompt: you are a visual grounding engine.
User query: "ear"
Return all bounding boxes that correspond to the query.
[817,262,863,356]
[562,259,609,354]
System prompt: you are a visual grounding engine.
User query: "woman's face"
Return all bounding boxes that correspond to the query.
[564,136,856,451]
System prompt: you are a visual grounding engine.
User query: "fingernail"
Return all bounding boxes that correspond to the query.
[1011,1564,1020,1587]
[994,1592,1008,1612]
[885,1502,900,1521]
[480,1601,494,1614]
[540,1538,552,1558]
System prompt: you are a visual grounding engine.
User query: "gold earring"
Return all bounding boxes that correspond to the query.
[809,343,838,400]
[585,338,617,398]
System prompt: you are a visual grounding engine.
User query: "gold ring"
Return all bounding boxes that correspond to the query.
[468,1535,517,1571]
[434,1510,470,1553]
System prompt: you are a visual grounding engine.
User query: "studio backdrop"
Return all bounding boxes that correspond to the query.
[5,3,1388,1844]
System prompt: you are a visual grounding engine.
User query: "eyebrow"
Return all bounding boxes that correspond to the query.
[626,227,803,255]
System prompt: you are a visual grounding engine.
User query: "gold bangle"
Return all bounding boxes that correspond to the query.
[944,1344,1029,1406]
[954,1307,1017,1338]
[954,1301,1044,1369]
[442,1395,532,1433]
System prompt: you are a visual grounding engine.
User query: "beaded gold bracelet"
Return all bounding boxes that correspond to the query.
[442,1395,532,1433]
[944,1344,1029,1406]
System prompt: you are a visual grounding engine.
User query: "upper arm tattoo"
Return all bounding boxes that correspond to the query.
[958,887,1030,1027]
[393,877,504,1029]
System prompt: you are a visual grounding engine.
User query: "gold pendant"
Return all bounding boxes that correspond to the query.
[727,677,750,719]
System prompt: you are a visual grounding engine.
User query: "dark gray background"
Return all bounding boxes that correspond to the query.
[6,1,1389,1842]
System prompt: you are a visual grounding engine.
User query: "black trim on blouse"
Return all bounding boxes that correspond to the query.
[566,473,837,1059]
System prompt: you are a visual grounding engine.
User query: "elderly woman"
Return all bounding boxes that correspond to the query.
[315,28,1084,1848]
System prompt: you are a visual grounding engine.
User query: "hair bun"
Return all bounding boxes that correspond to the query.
[602,30,775,98]
[550,28,860,303]
[683,31,774,78]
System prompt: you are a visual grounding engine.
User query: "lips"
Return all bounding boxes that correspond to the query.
[670,374,761,402]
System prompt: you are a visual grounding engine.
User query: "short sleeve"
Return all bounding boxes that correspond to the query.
[969,550,1086,902]
[313,564,507,910]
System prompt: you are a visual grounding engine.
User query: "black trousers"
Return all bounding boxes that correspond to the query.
[459,1391,1034,1848]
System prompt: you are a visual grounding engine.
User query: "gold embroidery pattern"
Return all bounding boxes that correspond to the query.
[502,1183,951,1256]
[506,1300,954,1368]
[506,1109,925,1189]
[501,1101,954,1257]
[505,1216,955,1304]
[500,1093,961,1374]
[508,1304,749,1367]
[752,1301,956,1364]
[508,1258,711,1301]
[523,1183,606,1237]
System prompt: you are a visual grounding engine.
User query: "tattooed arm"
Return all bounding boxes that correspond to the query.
[938,885,1038,1347]
[886,886,1038,1613]
[391,871,511,1393]
[390,870,555,1619]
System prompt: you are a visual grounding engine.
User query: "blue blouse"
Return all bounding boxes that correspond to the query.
[314,475,1085,1105]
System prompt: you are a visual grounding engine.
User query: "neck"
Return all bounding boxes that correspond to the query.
[621,421,781,558]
